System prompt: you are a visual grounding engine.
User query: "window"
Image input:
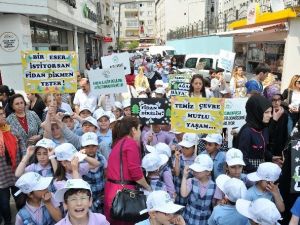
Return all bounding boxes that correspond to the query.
[185,58,198,68]
[198,58,213,70]
[147,11,152,16]
[49,30,59,44]
[140,11,143,16]
[148,20,153,25]
[35,26,49,43]
[126,20,138,27]
[31,26,35,43]
[147,2,153,7]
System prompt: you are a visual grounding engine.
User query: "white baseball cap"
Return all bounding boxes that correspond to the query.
[142,152,169,172]
[82,116,99,129]
[136,87,147,94]
[122,99,131,109]
[236,198,282,225]
[155,143,171,158]
[201,134,223,145]
[94,110,110,121]
[226,148,245,166]
[81,132,98,147]
[36,138,56,149]
[79,105,93,114]
[189,154,213,172]
[114,101,123,110]
[154,87,165,95]
[54,179,92,203]
[216,174,247,202]
[178,133,199,148]
[155,80,164,86]
[15,172,53,196]
[247,162,281,182]
[54,143,86,162]
[140,190,184,214]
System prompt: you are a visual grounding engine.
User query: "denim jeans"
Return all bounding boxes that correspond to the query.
[0,186,18,225]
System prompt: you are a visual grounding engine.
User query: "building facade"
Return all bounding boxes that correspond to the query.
[112,0,156,50]
[0,0,113,91]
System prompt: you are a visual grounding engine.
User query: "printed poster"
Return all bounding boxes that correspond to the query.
[88,67,127,95]
[131,98,171,125]
[218,50,236,72]
[22,51,78,93]
[101,52,130,74]
[291,140,300,193]
[171,97,225,134]
[170,81,190,97]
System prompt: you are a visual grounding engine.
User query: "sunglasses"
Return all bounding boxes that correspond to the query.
[295,81,300,84]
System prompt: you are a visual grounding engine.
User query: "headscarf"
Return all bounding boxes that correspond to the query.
[0,124,18,170]
[263,84,281,101]
[245,95,272,130]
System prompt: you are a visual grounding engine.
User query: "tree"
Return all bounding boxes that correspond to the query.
[128,40,139,50]
[117,40,125,50]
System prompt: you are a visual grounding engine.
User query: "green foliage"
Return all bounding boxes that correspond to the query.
[128,40,139,50]
[117,40,125,50]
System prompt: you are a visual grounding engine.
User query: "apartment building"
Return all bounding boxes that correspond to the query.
[112,0,156,50]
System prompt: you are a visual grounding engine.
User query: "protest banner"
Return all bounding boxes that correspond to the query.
[101,52,130,74]
[131,98,171,125]
[22,51,78,93]
[291,140,300,193]
[88,67,127,95]
[171,97,225,134]
[218,49,236,72]
[170,81,190,97]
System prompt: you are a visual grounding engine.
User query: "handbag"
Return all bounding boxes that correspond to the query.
[110,139,148,223]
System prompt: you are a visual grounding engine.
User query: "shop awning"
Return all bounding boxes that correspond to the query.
[217,22,288,36]
[229,8,296,30]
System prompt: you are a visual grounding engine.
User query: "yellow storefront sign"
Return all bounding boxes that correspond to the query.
[21,51,78,93]
[171,97,225,134]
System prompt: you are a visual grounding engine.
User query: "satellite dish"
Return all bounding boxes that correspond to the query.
[270,0,284,12]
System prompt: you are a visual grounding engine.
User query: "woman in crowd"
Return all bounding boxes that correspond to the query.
[282,74,300,127]
[104,117,151,225]
[6,94,43,148]
[0,85,15,116]
[42,94,66,121]
[135,66,150,95]
[235,95,282,173]
[189,74,213,98]
[230,66,247,98]
[0,106,23,225]
[27,93,46,120]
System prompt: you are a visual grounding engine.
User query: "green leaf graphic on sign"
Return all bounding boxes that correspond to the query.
[132,104,140,114]
[173,83,178,90]
[166,108,171,117]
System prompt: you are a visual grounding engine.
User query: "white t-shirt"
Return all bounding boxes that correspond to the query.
[135,219,151,225]
[73,89,98,112]
[291,91,300,107]
[61,102,73,114]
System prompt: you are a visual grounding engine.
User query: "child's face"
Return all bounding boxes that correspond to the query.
[98,116,110,131]
[112,109,122,119]
[36,147,49,167]
[84,145,97,158]
[257,180,269,191]
[205,142,219,154]
[123,107,131,116]
[63,117,75,130]
[31,189,48,200]
[64,192,92,220]
[79,110,92,119]
[82,122,97,133]
[61,160,73,173]
[192,170,210,180]
[51,123,62,139]
[181,146,194,158]
[150,211,174,225]
[228,165,243,178]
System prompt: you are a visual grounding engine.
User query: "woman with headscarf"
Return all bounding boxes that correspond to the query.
[236,95,282,173]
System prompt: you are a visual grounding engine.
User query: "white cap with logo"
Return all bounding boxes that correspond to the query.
[189,154,213,172]
[140,190,184,214]
[226,148,245,166]
[36,138,56,149]
[216,174,247,202]
[201,134,223,145]
[142,152,169,172]
[54,179,92,202]
[178,133,199,148]
[15,172,53,196]
[236,198,282,225]
[79,105,93,114]
[54,143,86,162]
[247,162,281,182]
[146,143,171,158]
[81,132,98,147]
[81,116,99,129]
[122,99,131,109]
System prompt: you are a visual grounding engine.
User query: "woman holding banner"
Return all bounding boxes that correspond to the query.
[188,74,213,98]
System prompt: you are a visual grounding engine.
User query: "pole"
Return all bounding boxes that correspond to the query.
[117,3,121,52]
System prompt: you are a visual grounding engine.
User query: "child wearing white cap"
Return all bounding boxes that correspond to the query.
[174,133,198,205]
[208,174,248,225]
[122,99,132,117]
[111,101,123,120]
[52,143,100,191]
[236,198,282,225]
[142,152,169,192]
[15,138,57,178]
[225,148,252,187]
[137,190,185,225]
[54,179,109,225]
[245,162,285,212]
[15,172,62,225]
[201,133,226,181]
[147,143,176,198]
[80,132,107,213]
[181,154,222,225]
